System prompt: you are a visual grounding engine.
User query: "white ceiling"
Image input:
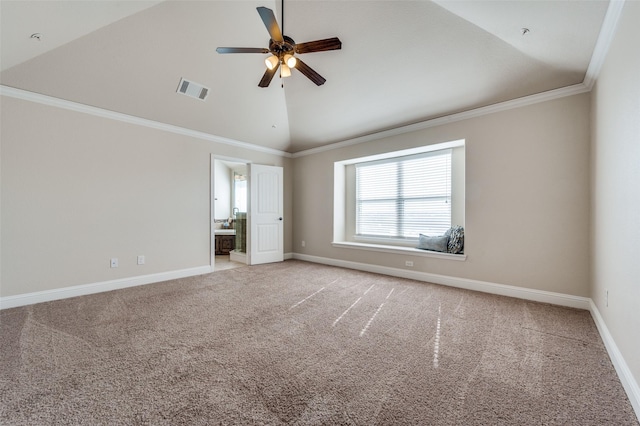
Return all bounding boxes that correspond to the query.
[0,1,610,153]
[0,0,162,71]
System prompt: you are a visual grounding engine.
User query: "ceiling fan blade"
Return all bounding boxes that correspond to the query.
[216,47,270,54]
[257,7,284,43]
[258,63,280,88]
[295,37,342,54]
[294,59,326,86]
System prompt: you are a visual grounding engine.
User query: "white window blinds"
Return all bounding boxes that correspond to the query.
[355,149,451,239]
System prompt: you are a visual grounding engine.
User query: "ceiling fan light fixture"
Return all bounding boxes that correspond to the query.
[265,55,279,70]
[284,54,297,68]
[216,7,341,87]
[281,63,292,77]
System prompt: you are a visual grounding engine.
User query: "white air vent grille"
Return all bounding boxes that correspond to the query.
[176,78,209,101]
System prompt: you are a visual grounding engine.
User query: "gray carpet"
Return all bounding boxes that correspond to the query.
[1,260,637,425]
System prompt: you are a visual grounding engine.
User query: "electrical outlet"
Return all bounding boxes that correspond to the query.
[606,289,609,307]
[137,255,145,265]
[110,258,118,268]
[405,260,414,267]
[301,240,306,248]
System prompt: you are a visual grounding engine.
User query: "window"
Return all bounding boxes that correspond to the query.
[355,149,452,240]
[333,139,464,254]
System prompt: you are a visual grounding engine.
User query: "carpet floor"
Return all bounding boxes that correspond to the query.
[1,260,637,425]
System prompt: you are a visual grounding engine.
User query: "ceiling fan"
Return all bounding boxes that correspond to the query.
[216,5,341,87]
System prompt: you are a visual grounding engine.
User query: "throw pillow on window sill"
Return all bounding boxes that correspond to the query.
[445,226,464,254]
[417,226,464,254]
[417,234,449,252]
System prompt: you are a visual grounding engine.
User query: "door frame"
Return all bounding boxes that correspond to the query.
[211,154,252,271]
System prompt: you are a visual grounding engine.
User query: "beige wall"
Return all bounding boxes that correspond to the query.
[0,96,292,297]
[293,93,591,296]
[591,1,640,393]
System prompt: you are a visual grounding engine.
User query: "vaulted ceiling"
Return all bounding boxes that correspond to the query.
[1,1,610,153]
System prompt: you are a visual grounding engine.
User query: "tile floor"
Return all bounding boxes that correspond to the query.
[213,255,246,271]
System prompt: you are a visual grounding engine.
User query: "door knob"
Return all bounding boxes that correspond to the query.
[278,217,283,221]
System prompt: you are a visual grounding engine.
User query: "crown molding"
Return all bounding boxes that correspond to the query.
[2,1,624,160]
[292,83,590,158]
[291,0,626,159]
[0,85,292,158]
[0,81,590,161]
[583,0,626,90]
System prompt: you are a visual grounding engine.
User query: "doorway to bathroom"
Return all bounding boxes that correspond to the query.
[212,157,248,271]
[212,156,284,271]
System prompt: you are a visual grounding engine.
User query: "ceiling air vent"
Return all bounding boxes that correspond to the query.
[176,78,209,101]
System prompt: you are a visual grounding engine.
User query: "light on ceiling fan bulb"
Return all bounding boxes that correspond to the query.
[265,55,279,70]
[284,54,297,68]
[281,64,291,78]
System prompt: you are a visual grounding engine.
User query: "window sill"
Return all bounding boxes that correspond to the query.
[331,241,466,261]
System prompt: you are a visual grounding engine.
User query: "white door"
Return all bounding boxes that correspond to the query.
[249,164,284,265]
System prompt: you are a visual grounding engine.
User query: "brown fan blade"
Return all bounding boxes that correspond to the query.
[295,37,342,54]
[258,63,280,88]
[216,47,269,54]
[294,59,326,86]
[257,7,283,43]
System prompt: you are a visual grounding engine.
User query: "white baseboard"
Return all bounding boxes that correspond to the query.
[1,255,637,420]
[0,265,213,310]
[589,300,640,422]
[290,253,639,421]
[291,253,590,309]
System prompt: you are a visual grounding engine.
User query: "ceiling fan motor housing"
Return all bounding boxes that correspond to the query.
[269,36,296,60]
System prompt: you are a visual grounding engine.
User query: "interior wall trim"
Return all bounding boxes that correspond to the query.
[1,255,636,420]
[292,253,638,421]
[0,265,213,310]
[0,81,592,161]
[583,0,626,89]
[291,83,591,158]
[290,0,626,159]
[590,300,640,422]
[291,253,590,309]
[0,85,291,158]
[0,3,623,161]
